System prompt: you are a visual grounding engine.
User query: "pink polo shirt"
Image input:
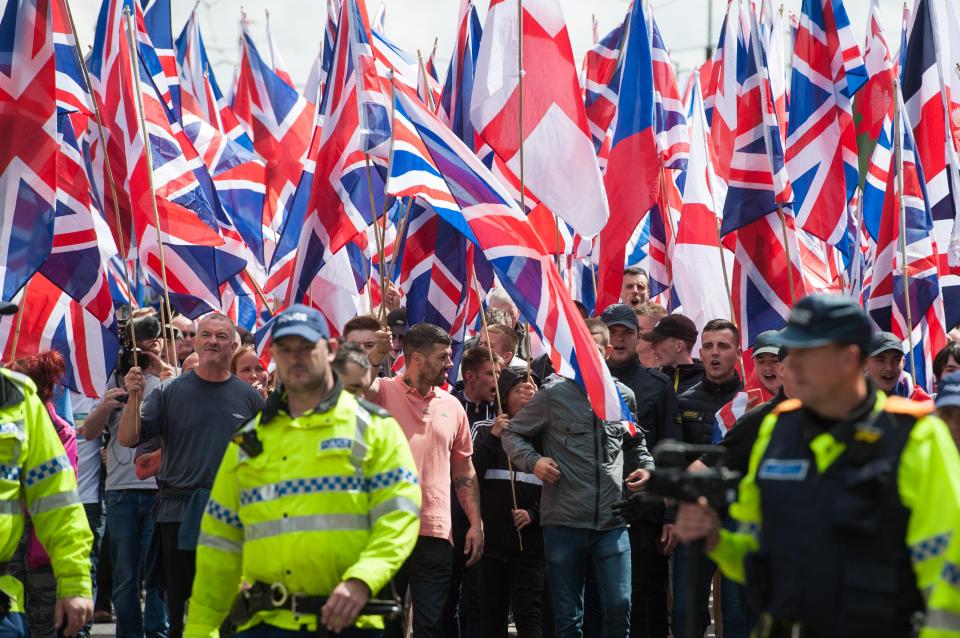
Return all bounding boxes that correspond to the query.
[369,376,472,542]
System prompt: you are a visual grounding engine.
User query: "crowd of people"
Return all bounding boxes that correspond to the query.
[1,266,960,638]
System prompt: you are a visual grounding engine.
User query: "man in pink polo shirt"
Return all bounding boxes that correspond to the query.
[367,323,483,638]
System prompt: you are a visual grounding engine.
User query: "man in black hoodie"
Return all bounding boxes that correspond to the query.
[673,319,745,638]
[472,367,542,637]
[599,306,678,637]
[641,314,705,394]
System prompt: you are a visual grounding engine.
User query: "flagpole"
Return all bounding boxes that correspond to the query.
[244,269,274,316]
[64,0,136,301]
[473,274,523,552]
[124,8,179,374]
[388,197,415,282]
[417,49,438,113]
[893,78,918,380]
[364,155,388,324]
[9,282,29,360]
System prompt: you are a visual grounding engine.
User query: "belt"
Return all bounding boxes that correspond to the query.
[226,581,401,630]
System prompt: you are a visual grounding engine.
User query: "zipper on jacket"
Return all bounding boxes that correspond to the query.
[593,414,600,528]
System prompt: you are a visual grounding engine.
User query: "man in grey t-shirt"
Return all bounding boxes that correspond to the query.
[118,313,263,638]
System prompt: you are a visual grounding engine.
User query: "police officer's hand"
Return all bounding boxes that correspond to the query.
[124,367,145,396]
[55,596,93,636]
[101,387,128,410]
[534,457,561,484]
[464,525,484,567]
[321,578,369,634]
[675,496,721,551]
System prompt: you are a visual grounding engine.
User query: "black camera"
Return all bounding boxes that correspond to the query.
[115,311,163,379]
[643,441,743,510]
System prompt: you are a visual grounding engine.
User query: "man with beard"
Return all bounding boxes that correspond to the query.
[117,313,264,638]
[367,324,483,638]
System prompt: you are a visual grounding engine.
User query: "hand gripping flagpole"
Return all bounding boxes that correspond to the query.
[473,274,523,552]
[892,78,918,380]
[124,8,179,375]
[64,0,142,368]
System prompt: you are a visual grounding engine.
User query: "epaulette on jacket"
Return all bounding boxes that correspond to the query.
[883,395,934,418]
[357,396,390,418]
[772,398,803,415]
[0,370,27,410]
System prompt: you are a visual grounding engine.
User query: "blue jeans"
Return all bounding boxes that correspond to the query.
[671,542,752,638]
[105,490,168,638]
[0,613,27,638]
[238,622,381,638]
[543,526,631,638]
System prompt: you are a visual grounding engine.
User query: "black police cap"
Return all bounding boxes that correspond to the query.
[775,294,871,352]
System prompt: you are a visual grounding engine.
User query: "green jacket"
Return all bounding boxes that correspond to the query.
[0,368,92,611]
[184,383,421,636]
[710,392,960,637]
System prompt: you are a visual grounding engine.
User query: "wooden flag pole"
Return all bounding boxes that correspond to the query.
[473,275,523,552]
[125,8,179,374]
[9,282,29,360]
[417,49,438,113]
[364,155,388,324]
[388,197,415,282]
[892,78,918,379]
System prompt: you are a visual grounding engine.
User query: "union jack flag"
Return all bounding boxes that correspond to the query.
[583,17,625,155]
[232,17,314,267]
[440,0,483,149]
[0,0,57,303]
[139,0,178,115]
[264,9,295,89]
[865,88,947,392]
[274,0,389,306]
[175,10,253,150]
[52,0,91,116]
[720,1,793,236]
[650,11,689,170]
[388,81,629,424]
[854,0,894,185]
[786,0,867,253]
[0,273,118,398]
[712,391,749,444]
[900,0,960,329]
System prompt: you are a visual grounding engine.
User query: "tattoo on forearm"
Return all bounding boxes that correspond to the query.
[454,473,481,520]
[453,474,475,490]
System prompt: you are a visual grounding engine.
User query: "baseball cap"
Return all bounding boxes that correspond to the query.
[868,331,905,357]
[386,307,408,335]
[600,304,639,330]
[641,314,698,344]
[935,371,960,409]
[0,301,17,316]
[751,330,781,358]
[774,294,872,352]
[270,304,331,343]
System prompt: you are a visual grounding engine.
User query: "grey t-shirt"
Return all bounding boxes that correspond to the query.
[139,371,264,522]
[104,375,161,491]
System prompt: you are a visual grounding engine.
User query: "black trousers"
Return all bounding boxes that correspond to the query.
[478,554,546,638]
[157,521,196,638]
[446,527,481,638]
[628,523,670,638]
[385,536,453,638]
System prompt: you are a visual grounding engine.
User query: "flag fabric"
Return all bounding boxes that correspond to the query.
[720,1,793,236]
[440,0,483,148]
[672,71,734,332]
[760,0,789,137]
[0,0,57,303]
[0,273,118,398]
[273,0,388,306]
[786,0,867,250]
[175,10,254,150]
[712,391,749,444]
[232,18,314,266]
[471,0,609,238]
[900,0,960,329]
[139,0,179,115]
[650,11,689,170]
[303,0,340,106]
[265,10,295,89]
[52,0,92,116]
[389,81,629,424]
[854,0,895,184]
[596,0,660,313]
[865,88,947,392]
[583,16,626,153]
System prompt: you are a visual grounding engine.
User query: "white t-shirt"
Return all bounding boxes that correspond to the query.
[71,393,102,505]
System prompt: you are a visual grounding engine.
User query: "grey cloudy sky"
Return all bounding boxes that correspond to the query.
[58,0,904,92]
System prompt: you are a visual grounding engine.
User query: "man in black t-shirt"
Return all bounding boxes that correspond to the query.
[117,313,263,638]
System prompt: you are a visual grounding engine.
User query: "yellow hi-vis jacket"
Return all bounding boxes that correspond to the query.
[184,384,421,637]
[0,368,92,611]
[710,392,960,637]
